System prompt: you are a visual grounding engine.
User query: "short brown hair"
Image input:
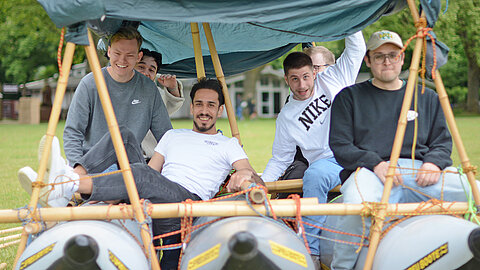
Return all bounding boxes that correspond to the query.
[190,78,225,106]
[303,46,335,65]
[110,26,143,51]
[283,52,313,75]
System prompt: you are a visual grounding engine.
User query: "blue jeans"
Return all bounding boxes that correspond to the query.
[303,157,342,255]
[331,158,479,270]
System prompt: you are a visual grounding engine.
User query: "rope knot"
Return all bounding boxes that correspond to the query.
[415,17,427,29]
[464,165,477,175]
[31,181,47,189]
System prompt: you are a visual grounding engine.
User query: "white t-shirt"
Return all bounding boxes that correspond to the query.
[262,31,366,182]
[154,129,248,200]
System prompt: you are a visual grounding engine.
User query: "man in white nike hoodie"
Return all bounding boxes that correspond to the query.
[262,31,365,258]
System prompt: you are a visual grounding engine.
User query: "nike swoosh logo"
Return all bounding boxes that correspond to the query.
[131,99,141,105]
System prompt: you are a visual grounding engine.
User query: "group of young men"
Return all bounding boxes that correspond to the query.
[18,26,476,270]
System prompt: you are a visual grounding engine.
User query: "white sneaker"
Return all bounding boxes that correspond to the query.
[45,165,80,207]
[38,135,65,176]
[18,166,38,195]
[18,165,79,207]
[18,136,80,207]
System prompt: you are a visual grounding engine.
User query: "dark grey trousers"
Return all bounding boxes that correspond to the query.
[76,126,201,235]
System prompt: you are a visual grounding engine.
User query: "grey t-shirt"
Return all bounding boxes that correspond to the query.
[64,67,172,165]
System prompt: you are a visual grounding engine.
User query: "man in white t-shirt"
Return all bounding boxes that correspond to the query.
[135,48,186,160]
[261,31,365,257]
[19,78,263,268]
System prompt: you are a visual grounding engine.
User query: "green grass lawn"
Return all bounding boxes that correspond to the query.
[0,115,479,266]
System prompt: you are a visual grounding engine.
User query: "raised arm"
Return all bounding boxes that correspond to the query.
[158,78,185,116]
[320,31,366,96]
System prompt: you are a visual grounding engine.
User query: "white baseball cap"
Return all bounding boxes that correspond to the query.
[366,30,403,51]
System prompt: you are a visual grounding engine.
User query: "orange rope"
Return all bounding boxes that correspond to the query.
[177,199,194,269]
[288,194,311,254]
[57,28,65,77]
[398,20,437,92]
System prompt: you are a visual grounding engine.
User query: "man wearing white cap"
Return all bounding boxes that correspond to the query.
[329,30,478,269]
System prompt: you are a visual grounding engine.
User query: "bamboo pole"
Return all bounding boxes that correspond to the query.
[363,12,427,270]
[0,227,22,235]
[202,23,242,144]
[190,23,206,80]
[240,181,266,204]
[1,240,20,249]
[434,71,480,204]
[0,201,468,223]
[13,41,77,267]
[84,29,159,269]
[265,179,341,193]
[0,234,21,243]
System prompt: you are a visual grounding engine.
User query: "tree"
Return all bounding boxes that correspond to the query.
[0,0,85,84]
[438,0,480,113]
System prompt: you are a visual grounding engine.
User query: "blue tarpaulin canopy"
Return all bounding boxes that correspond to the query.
[38,0,410,77]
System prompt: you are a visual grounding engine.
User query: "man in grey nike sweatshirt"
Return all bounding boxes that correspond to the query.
[63,26,171,167]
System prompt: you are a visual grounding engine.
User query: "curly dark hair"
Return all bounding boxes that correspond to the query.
[140,48,163,72]
[190,78,225,106]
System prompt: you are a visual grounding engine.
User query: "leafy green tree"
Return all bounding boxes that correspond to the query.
[0,0,85,84]
[437,0,480,113]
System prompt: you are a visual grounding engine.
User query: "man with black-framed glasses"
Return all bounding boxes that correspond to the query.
[329,30,477,269]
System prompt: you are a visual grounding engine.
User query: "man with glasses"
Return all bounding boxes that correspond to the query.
[261,31,365,265]
[304,45,336,73]
[329,30,477,269]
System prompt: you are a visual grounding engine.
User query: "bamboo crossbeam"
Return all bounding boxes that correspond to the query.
[265,179,341,193]
[1,240,20,249]
[202,23,242,144]
[363,7,426,270]
[84,30,159,269]
[1,234,21,243]
[13,41,77,267]
[0,227,22,235]
[0,201,468,223]
[190,23,206,80]
[434,71,480,204]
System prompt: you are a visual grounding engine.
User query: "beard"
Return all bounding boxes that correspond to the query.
[193,120,215,133]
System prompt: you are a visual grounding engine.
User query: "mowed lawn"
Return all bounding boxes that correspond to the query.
[0,115,479,265]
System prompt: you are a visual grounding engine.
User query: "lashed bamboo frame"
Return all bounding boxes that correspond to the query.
[0,200,469,223]
[13,41,76,266]
[5,1,479,269]
[12,30,160,269]
[363,1,480,268]
[83,30,160,269]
